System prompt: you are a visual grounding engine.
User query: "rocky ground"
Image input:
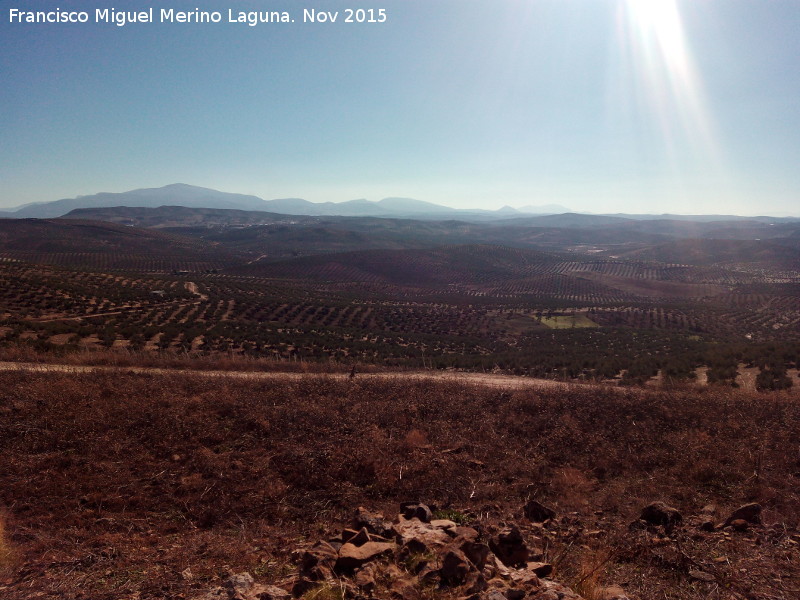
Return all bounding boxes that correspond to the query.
[191,500,795,600]
[1,369,798,599]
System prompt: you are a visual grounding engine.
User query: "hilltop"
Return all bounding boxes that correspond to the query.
[0,367,797,599]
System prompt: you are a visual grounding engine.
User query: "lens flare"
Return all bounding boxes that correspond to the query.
[615,0,721,173]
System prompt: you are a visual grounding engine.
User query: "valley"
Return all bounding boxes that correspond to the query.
[0,208,798,389]
[0,202,799,600]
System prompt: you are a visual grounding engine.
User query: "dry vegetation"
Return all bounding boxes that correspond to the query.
[1,367,798,599]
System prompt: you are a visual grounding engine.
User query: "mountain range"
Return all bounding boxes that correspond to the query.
[2,184,799,224]
[0,184,570,220]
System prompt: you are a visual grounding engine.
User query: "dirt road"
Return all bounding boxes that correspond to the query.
[185,281,208,301]
[0,360,585,391]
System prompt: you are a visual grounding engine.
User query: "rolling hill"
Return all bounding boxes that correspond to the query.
[0,218,241,271]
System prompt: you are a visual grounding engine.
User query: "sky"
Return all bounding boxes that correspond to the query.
[1,0,799,216]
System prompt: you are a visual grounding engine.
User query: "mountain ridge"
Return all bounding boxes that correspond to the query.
[1,183,570,220]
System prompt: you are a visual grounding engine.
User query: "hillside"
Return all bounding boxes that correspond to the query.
[64,205,300,228]
[618,238,800,269]
[59,206,800,261]
[0,219,241,271]
[1,213,799,376]
[0,367,797,599]
[233,245,566,287]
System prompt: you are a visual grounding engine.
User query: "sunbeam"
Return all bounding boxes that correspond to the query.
[615,0,722,173]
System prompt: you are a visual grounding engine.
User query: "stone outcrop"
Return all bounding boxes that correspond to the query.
[635,502,682,532]
[193,502,635,600]
[723,503,762,527]
[197,572,292,600]
[523,500,556,523]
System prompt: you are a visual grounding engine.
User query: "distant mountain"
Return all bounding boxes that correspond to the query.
[3,184,571,220]
[10,183,797,223]
[64,205,303,228]
[9,184,271,218]
[517,204,572,214]
[495,213,635,228]
[377,197,457,214]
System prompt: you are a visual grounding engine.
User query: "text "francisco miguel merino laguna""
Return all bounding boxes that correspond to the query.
[8,7,388,26]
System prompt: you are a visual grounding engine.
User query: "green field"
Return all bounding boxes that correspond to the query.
[540,313,600,329]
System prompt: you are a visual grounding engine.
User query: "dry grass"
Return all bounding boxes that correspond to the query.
[0,364,798,599]
[0,344,386,374]
[0,511,15,575]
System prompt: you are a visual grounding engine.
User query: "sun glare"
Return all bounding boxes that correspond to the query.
[617,0,721,173]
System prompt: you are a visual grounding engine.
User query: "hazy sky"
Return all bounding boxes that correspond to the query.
[2,0,799,215]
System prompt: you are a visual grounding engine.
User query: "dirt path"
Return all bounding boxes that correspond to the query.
[0,360,592,391]
[185,281,208,301]
[246,253,267,265]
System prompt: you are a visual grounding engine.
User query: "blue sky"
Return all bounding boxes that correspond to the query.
[2,0,799,215]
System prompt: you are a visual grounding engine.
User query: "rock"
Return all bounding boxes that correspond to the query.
[224,573,269,600]
[689,570,716,582]
[526,562,553,578]
[628,519,648,532]
[390,577,421,600]
[490,526,529,568]
[401,536,431,560]
[639,502,682,531]
[354,506,395,538]
[701,504,717,515]
[402,503,433,523]
[335,541,395,572]
[395,516,452,547]
[431,519,458,529]
[492,554,512,579]
[252,584,291,600]
[418,564,442,586]
[730,519,749,532]
[461,540,492,570]
[354,563,378,594]
[225,573,255,594]
[597,585,629,600]
[299,541,338,578]
[534,580,584,599]
[528,546,545,561]
[699,518,716,532]
[198,573,290,600]
[724,503,762,527]
[441,549,471,586]
[342,527,370,546]
[464,571,489,594]
[524,500,556,523]
[274,505,604,600]
[450,526,481,541]
[509,569,541,589]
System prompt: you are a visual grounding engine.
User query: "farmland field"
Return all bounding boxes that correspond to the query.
[0,214,797,388]
[540,313,599,329]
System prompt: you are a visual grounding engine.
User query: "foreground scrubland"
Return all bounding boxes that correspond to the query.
[0,370,798,599]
